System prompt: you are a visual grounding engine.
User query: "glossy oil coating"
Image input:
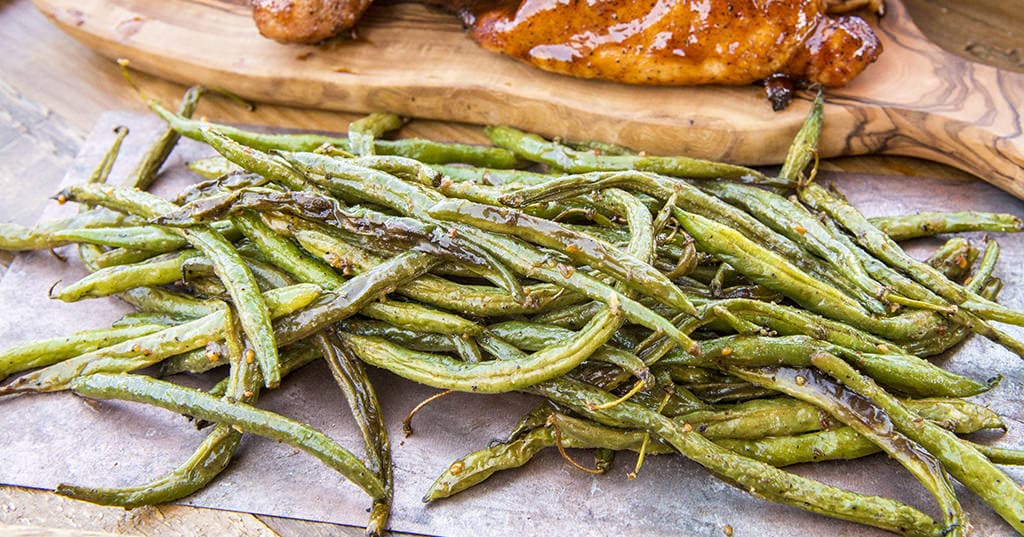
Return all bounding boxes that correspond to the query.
[461,0,881,86]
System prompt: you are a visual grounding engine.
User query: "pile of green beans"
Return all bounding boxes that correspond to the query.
[2,87,1023,537]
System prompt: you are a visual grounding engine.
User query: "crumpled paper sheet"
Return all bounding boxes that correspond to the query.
[0,112,1021,536]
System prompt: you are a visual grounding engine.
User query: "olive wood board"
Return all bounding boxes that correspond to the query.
[0,113,1021,536]
[31,0,1024,199]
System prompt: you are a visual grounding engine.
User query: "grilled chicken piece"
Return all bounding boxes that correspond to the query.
[250,0,882,97]
[251,0,372,44]
[462,0,881,88]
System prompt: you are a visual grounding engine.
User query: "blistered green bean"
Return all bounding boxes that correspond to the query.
[871,211,1024,241]
[70,372,385,499]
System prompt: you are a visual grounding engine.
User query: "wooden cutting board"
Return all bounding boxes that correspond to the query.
[33,0,1024,197]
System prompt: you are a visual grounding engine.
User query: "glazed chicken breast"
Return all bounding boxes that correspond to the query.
[462,0,881,88]
[250,0,882,100]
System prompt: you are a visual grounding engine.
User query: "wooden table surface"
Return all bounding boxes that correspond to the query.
[0,0,1021,535]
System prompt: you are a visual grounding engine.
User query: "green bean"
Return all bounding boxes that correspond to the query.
[818,217,1024,356]
[562,138,638,156]
[199,128,313,192]
[112,312,193,327]
[500,170,885,312]
[871,211,1024,241]
[732,366,964,537]
[53,250,200,301]
[435,176,613,223]
[179,226,280,386]
[151,103,521,167]
[672,209,933,342]
[721,427,1016,468]
[126,86,205,190]
[431,401,1009,503]
[53,219,237,256]
[909,398,1006,433]
[838,350,996,398]
[237,207,496,342]
[160,342,230,375]
[183,253,295,292]
[779,93,822,182]
[72,126,129,271]
[926,238,977,283]
[342,332,945,534]
[0,209,139,251]
[319,332,393,535]
[533,301,604,328]
[235,208,491,342]
[801,181,1024,328]
[485,184,692,356]
[337,320,459,352]
[431,164,551,186]
[973,443,1024,466]
[425,418,793,498]
[811,352,1024,533]
[450,336,481,363]
[349,112,405,156]
[427,198,699,317]
[340,303,622,393]
[361,301,481,336]
[486,321,650,384]
[177,172,270,204]
[58,419,242,506]
[48,226,189,252]
[592,447,615,473]
[58,183,283,387]
[696,395,997,439]
[425,426,558,502]
[456,226,698,353]
[0,284,319,394]
[207,342,320,397]
[232,212,341,289]
[485,321,581,349]
[272,252,438,347]
[686,382,776,403]
[527,377,944,537]
[14,95,1023,536]
[226,185,474,537]
[70,373,385,500]
[162,186,525,301]
[967,239,1000,291]
[717,427,892,466]
[119,286,225,317]
[351,155,441,187]
[163,340,231,374]
[57,305,256,507]
[485,126,771,183]
[0,324,165,381]
[679,397,839,439]
[86,125,129,187]
[656,333,990,398]
[93,247,159,268]
[702,181,892,314]
[281,216,577,316]
[187,156,241,180]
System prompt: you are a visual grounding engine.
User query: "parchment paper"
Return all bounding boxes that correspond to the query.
[0,113,1021,536]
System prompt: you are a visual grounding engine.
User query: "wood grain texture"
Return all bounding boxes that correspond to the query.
[903,0,1024,73]
[30,0,1024,196]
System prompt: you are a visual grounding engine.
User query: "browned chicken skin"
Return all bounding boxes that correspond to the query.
[251,0,373,44]
[251,0,882,92]
[463,0,880,88]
